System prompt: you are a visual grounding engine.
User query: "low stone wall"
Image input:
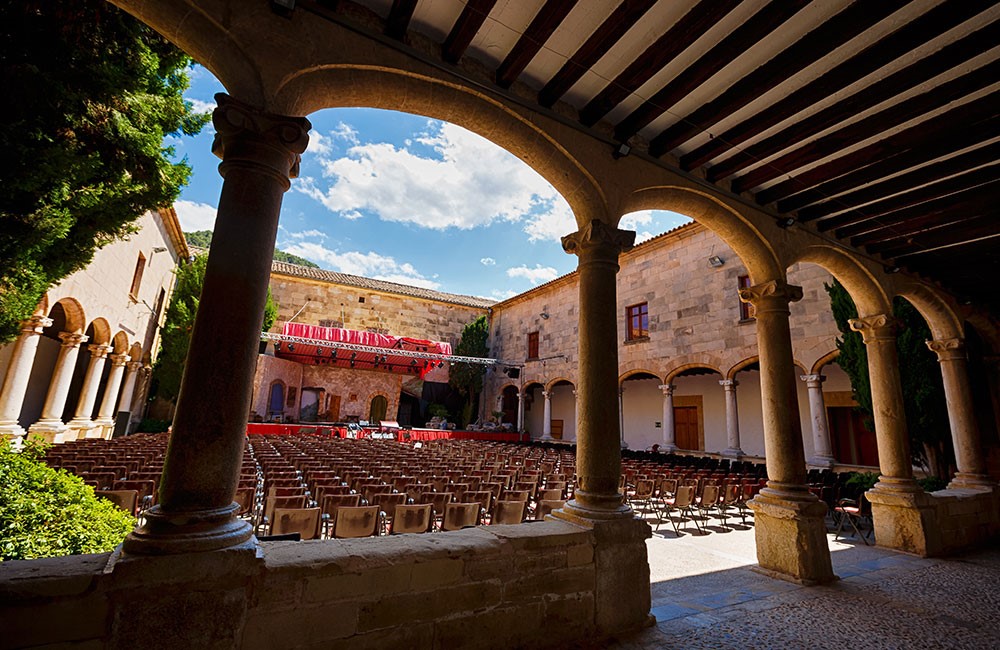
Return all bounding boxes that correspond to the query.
[930,486,1000,555]
[1,518,651,649]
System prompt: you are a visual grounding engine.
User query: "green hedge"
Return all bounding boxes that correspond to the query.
[0,440,134,561]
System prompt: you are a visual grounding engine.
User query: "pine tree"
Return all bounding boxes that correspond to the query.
[448,316,490,427]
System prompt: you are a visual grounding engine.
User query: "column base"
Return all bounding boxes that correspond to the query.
[721,447,744,458]
[27,420,70,444]
[748,485,835,585]
[122,502,254,555]
[866,484,940,556]
[807,454,836,469]
[0,421,26,448]
[557,490,632,523]
[620,440,629,449]
[541,434,554,441]
[947,472,996,491]
[659,442,677,453]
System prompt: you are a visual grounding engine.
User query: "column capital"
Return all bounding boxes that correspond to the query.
[542,390,551,399]
[926,337,966,362]
[738,279,802,313]
[22,315,53,334]
[800,373,825,385]
[109,353,129,367]
[211,93,311,186]
[126,360,143,373]
[849,313,900,344]
[561,220,636,261]
[719,378,738,388]
[658,384,674,395]
[58,332,88,348]
[87,343,112,359]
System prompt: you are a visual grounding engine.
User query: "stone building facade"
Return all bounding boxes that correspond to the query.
[0,208,188,445]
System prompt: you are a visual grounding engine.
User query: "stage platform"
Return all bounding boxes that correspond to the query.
[245,422,526,443]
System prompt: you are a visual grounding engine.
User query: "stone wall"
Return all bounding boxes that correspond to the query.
[0,519,652,650]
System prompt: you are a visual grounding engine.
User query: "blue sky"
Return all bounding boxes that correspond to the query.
[172,66,691,301]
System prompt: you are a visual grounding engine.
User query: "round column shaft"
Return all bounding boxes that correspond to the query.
[0,315,52,441]
[95,354,129,427]
[28,332,88,438]
[68,344,111,431]
[541,390,552,440]
[560,220,635,519]
[124,94,310,554]
[802,374,835,467]
[658,384,676,451]
[720,379,743,457]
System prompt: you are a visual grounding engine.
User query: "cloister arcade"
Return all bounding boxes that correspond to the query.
[5,2,999,648]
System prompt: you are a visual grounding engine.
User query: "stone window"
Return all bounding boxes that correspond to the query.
[129,252,146,301]
[738,275,755,321]
[527,331,539,359]
[626,302,648,341]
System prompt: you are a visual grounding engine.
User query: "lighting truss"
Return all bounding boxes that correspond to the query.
[261,331,504,366]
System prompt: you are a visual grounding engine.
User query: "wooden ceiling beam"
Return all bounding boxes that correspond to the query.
[798,141,1000,222]
[577,0,740,127]
[613,0,809,141]
[838,183,999,240]
[647,1,905,157]
[442,0,497,64]
[730,60,1000,193]
[538,0,656,108]
[496,0,578,88]
[811,161,1000,233]
[384,0,417,39]
[754,91,1000,206]
[776,117,1000,213]
[683,1,994,172]
[872,214,1000,258]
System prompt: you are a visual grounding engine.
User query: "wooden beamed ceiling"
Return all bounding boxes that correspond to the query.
[297,0,1000,313]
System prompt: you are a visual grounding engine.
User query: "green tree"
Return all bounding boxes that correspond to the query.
[0,440,134,561]
[183,230,320,268]
[151,253,278,401]
[0,1,210,343]
[448,315,490,427]
[825,279,952,478]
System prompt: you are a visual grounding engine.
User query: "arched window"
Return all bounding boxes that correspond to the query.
[369,395,388,423]
[268,382,284,417]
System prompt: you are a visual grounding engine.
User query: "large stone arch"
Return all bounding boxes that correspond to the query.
[51,298,86,334]
[87,318,112,346]
[618,369,659,386]
[811,349,840,375]
[620,186,782,283]
[893,280,964,341]
[545,377,575,391]
[788,245,891,317]
[726,356,760,381]
[665,361,723,384]
[111,331,131,355]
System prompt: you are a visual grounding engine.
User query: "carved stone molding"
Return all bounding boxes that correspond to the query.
[87,344,111,359]
[849,313,899,344]
[58,332,88,348]
[22,315,53,335]
[210,93,311,184]
[926,337,966,362]
[800,374,825,386]
[658,384,674,395]
[719,379,738,389]
[561,220,636,260]
[738,279,803,313]
[109,353,129,368]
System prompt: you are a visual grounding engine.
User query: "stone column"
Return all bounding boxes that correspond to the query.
[516,391,525,432]
[67,343,111,437]
[123,94,309,555]
[740,280,833,584]
[719,379,743,457]
[117,360,142,415]
[618,386,628,449]
[926,338,992,489]
[94,353,129,434]
[801,374,835,467]
[28,332,88,443]
[558,220,635,519]
[659,384,676,451]
[0,315,52,444]
[541,390,553,440]
[572,389,579,441]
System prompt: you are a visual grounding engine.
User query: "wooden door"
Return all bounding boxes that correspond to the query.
[674,406,700,450]
[550,419,564,440]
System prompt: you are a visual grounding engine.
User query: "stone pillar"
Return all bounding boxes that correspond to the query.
[67,343,111,437]
[719,379,743,457]
[801,374,835,468]
[926,338,992,489]
[0,315,52,445]
[117,360,142,417]
[94,353,129,434]
[618,386,628,449]
[123,94,309,555]
[28,332,88,443]
[516,391,525,432]
[740,280,833,584]
[572,389,579,441]
[557,220,635,519]
[658,384,676,452]
[541,390,553,440]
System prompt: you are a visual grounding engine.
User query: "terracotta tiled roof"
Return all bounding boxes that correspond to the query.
[271,261,496,309]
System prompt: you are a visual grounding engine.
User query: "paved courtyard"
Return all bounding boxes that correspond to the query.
[597,517,1000,649]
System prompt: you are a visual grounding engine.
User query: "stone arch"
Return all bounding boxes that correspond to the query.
[811,349,840,375]
[111,331,131,355]
[34,294,49,318]
[619,369,659,385]
[545,377,575,391]
[50,297,86,334]
[788,245,891,317]
[727,356,760,380]
[128,343,144,362]
[893,280,963,341]
[275,67,607,229]
[665,362,723,384]
[87,318,112,346]
[620,186,782,283]
[522,380,544,397]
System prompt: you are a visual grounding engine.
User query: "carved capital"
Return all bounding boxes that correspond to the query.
[738,279,802,313]
[561,220,636,260]
[126,361,143,374]
[58,332,88,348]
[22,315,53,335]
[109,353,129,368]
[542,390,551,399]
[658,384,674,396]
[87,343,111,359]
[926,337,965,362]
[211,93,311,184]
[719,379,738,389]
[849,313,899,344]
[800,374,824,386]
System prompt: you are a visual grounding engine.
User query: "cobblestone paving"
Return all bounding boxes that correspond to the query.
[592,521,1000,650]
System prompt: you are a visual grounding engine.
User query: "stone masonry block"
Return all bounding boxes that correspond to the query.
[503,565,595,602]
[4,597,108,648]
[433,603,544,650]
[356,581,503,632]
[566,543,595,567]
[303,563,412,604]
[241,602,360,650]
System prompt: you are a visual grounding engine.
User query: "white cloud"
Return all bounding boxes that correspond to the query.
[296,122,562,231]
[305,131,331,155]
[489,289,518,301]
[174,200,218,231]
[281,242,440,290]
[330,122,360,144]
[480,257,496,266]
[507,264,558,285]
[619,210,654,230]
[185,97,216,114]
[288,229,327,240]
[634,231,656,244]
[523,198,577,243]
